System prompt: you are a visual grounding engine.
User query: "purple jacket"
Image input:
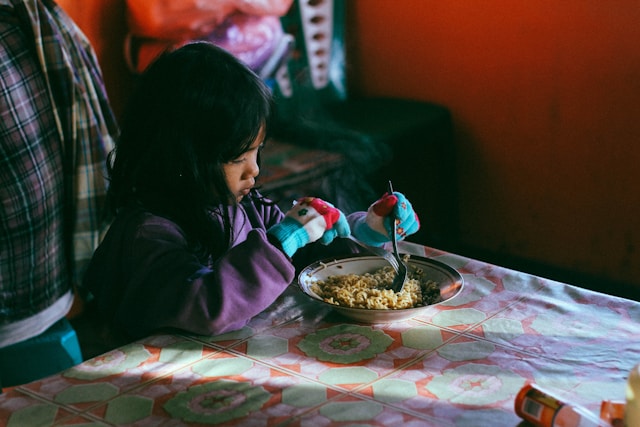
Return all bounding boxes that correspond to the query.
[83,196,357,342]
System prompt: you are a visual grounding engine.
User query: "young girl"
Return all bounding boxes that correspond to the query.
[82,42,419,351]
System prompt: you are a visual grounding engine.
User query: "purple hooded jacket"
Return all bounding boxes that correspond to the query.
[83,195,357,344]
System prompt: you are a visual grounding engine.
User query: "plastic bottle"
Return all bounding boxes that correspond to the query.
[599,400,625,427]
[515,383,610,427]
[626,364,640,427]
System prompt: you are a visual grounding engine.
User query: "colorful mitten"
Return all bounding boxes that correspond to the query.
[350,191,420,246]
[268,197,351,257]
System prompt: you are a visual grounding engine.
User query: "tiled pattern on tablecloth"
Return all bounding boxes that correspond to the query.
[1,243,639,426]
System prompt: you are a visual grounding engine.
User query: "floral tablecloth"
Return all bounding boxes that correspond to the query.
[2,242,639,426]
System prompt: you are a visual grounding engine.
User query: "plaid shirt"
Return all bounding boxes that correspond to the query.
[0,0,118,327]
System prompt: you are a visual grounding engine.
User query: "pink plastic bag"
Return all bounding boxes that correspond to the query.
[126,0,292,39]
[125,0,293,74]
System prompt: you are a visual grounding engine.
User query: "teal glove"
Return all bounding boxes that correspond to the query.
[351,191,420,246]
[268,197,351,257]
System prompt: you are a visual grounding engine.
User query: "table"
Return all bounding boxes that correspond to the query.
[259,139,345,194]
[1,241,639,426]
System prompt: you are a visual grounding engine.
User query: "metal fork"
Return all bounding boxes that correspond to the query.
[346,235,400,273]
[291,198,399,272]
[388,181,408,293]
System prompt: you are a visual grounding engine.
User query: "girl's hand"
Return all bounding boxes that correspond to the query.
[352,192,420,246]
[268,197,350,257]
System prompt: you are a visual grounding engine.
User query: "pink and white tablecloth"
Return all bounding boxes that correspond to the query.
[1,242,638,426]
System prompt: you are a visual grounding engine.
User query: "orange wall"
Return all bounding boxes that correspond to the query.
[348,1,640,289]
[59,1,640,290]
[57,0,131,117]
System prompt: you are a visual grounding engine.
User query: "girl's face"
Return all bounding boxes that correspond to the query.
[222,131,264,203]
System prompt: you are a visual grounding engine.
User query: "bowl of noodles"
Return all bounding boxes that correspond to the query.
[298,254,464,323]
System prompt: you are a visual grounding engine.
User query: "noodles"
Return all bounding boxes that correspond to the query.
[310,264,441,310]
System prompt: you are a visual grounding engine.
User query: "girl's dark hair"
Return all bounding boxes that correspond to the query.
[107,42,273,259]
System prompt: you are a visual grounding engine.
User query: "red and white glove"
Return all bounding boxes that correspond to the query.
[268,197,351,257]
[351,192,420,246]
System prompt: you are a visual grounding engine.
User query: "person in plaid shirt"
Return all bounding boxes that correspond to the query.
[0,0,118,374]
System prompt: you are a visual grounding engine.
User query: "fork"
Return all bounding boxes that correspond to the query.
[388,181,408,293]
[291,198,401,273]
[346,235,400,273]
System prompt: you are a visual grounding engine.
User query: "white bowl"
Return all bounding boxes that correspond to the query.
[298,254,463,323]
